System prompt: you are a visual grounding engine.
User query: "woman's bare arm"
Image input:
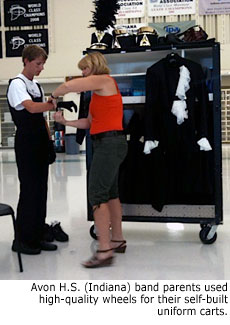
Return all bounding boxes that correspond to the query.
[54,111,92,129]
[52,75,107,98]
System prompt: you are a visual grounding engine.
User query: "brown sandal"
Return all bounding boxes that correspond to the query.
[82,248,114,268]
[111,240,127,253]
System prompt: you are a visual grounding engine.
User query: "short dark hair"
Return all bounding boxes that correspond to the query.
[22,45,48,64]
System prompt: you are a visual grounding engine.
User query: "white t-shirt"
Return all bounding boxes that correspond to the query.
[7,73,45,111]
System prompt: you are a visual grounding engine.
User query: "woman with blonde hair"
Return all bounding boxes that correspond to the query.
[52,52,128,268]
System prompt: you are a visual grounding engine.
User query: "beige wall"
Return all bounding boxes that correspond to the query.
[0,0,93,81]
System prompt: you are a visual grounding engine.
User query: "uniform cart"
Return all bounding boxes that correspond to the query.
[83,42,222,244]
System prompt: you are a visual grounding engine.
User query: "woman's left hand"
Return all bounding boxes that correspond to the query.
[54,111,66,125]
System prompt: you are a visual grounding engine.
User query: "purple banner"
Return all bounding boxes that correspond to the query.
[199,0,230,15]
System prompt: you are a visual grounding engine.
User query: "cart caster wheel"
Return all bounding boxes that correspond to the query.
[90,224,98,240]
[199,226,217,244]
[200,224,206,229]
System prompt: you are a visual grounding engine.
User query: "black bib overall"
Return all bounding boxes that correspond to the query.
[7,78,49,247]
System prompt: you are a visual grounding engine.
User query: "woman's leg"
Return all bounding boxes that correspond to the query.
[93,203,112,256]
[82,203,113,267]
[83,136,127,266]
[108,198,126,251]
[108,198,124,241]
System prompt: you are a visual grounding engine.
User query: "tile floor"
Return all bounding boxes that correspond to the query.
[0,146,230,280]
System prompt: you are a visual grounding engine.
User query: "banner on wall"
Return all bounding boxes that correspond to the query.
[0,33,2,58]
[115,23,146,33]
[4,0,48,27]
[148,0,196,17]
[116,0,145,18]
[5,29,48,57]
[199,0,230,15]
[149,20,195,37]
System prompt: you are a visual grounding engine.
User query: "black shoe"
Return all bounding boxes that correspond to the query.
[52,221,69,242]
[40,241,58,251]
[43,223,54,242]
[12,240,41,255]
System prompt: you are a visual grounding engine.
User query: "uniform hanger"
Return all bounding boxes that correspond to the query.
[166,52,181,65]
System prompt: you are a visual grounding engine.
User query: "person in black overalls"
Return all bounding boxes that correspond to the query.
[7,45,57,254]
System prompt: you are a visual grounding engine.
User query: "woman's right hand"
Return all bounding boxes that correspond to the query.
[54,111,66,125]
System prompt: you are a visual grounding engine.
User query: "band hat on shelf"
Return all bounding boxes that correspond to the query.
[137,26,157,35]
[89,42,109,50]
[88,0,120,49]
[113,28,136,49]
[90,30,113,49]
[136,26,158,47]
[114,29,129,35]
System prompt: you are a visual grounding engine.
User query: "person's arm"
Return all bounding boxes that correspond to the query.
[54,111,91,129]
[8,78,55,113]
[51,75,105,98]
[21,99,54,113]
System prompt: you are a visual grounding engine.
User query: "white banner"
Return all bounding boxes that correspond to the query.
[115,23,146,33]
[148,0,196,17]
[199,0,230,15]
[116,0,145,18]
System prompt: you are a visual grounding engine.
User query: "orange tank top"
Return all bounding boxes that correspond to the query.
[89,76,123,135]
